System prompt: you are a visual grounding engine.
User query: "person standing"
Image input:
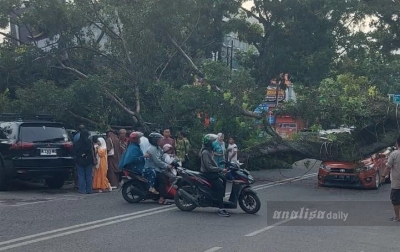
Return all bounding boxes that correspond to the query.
[106,129,123,189]
[119,129,128,151]
[73,125,85,143]
[72,125,85,189]
[73,129,95,194]
[226,137,238,181]
[159,128,176,155]
[381,136,400,222]
[93,137,112,193]
[227,137,238,162]
[212,133,226,169]
[176,131,190,168]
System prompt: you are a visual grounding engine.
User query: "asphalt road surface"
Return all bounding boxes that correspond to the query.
[0,160,399,252]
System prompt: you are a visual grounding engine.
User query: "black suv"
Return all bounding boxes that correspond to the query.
[0,114,75,190]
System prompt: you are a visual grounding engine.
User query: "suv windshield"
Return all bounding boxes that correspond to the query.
[19,124,69,143]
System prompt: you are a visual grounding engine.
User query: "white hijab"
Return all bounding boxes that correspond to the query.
[98,137,107,150]
[95,137,107,169]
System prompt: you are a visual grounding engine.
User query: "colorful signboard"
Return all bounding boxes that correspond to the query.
[265,88,285,102]
[394,95,400,104]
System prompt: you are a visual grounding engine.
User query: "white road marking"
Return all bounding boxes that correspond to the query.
[253,173,317,191]
[203,247,223,252]
[0,207,173,251]
[0,172,317,251]
[0,205,173,246]
[0,194,100,207]
[244,219,293,237]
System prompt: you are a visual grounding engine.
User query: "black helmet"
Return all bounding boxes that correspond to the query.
[149,132,163,146]
[203,134,218,148]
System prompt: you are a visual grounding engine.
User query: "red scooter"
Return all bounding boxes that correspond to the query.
[120,163,180,203]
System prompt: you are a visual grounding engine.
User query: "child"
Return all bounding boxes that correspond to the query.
[162,144,178,182]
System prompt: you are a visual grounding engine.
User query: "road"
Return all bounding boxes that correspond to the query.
[0,160,399,252]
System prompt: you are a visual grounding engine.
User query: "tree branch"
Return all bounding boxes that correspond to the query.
[56,60,89,79]
[67,110,102,127]
[105,89,136,117]
[165,31,204,78]
[240,6,268,27]
[0,31,27,45]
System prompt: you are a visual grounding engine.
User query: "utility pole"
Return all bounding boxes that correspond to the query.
[275,73,284,108]
[230,40,233,70]
[226,45,229,66]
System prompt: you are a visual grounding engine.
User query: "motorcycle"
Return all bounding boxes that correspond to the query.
[226,161,255,184]
[120,161,181,203]
[174,161,261,214]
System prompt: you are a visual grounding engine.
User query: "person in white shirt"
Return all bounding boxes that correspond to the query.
[227,137,238,162]
[226,137,238,181]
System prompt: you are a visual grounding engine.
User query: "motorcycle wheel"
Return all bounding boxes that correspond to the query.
[239,191,261,214]
[174,186,197,211]
[122,182,144,203]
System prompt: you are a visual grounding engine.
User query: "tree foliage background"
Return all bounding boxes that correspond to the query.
[0,0,400,168]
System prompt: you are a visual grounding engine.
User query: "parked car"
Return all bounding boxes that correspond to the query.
[0,114,74,190]
[318,147,394,189]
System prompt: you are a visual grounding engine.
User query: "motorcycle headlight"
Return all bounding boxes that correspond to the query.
[320,165,330,171]
[248,175,254,183]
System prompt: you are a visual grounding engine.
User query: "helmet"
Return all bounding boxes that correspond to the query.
[148,132,163,146]
[203,134,218,147]
[162,144,173,152]
[129,131,143,141]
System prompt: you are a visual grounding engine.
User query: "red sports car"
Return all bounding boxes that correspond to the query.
[318,147,394,189]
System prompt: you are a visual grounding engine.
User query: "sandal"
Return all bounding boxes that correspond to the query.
[389,217,400,222]
[149,187,159,195]
[158,199,172,205]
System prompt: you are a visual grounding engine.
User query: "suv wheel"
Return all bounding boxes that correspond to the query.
[46,175,66,189]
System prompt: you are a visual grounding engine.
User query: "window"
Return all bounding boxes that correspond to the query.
[281,123,297,128]
[19,124,69,143]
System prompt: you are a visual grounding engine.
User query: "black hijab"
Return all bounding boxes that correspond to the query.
[74,129,92,154]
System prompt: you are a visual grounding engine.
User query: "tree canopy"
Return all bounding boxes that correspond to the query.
[1,0,400,168]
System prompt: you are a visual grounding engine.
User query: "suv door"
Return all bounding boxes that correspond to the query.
[11,123,74,171]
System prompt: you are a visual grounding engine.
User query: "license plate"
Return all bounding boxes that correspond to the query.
[334,175,350,180]
[40,149,57,156]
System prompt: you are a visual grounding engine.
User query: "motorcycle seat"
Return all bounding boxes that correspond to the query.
[186,169,201,175]
[124,170,142,176]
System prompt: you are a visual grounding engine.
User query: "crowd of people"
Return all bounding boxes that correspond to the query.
[71,126,192,193]
[71,125,239,216]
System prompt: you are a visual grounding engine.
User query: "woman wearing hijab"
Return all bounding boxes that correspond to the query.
[72,129,95,194]
[119,132,158,194]
[212,133,226,169]
[93,137,112,192]
[106,130,124,189]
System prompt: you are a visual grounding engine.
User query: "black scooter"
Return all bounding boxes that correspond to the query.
[174,161,261,214]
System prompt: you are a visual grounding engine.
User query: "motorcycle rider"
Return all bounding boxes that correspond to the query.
[119,132,158,194]
[146,132,174,205]
[200,134,230,217]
